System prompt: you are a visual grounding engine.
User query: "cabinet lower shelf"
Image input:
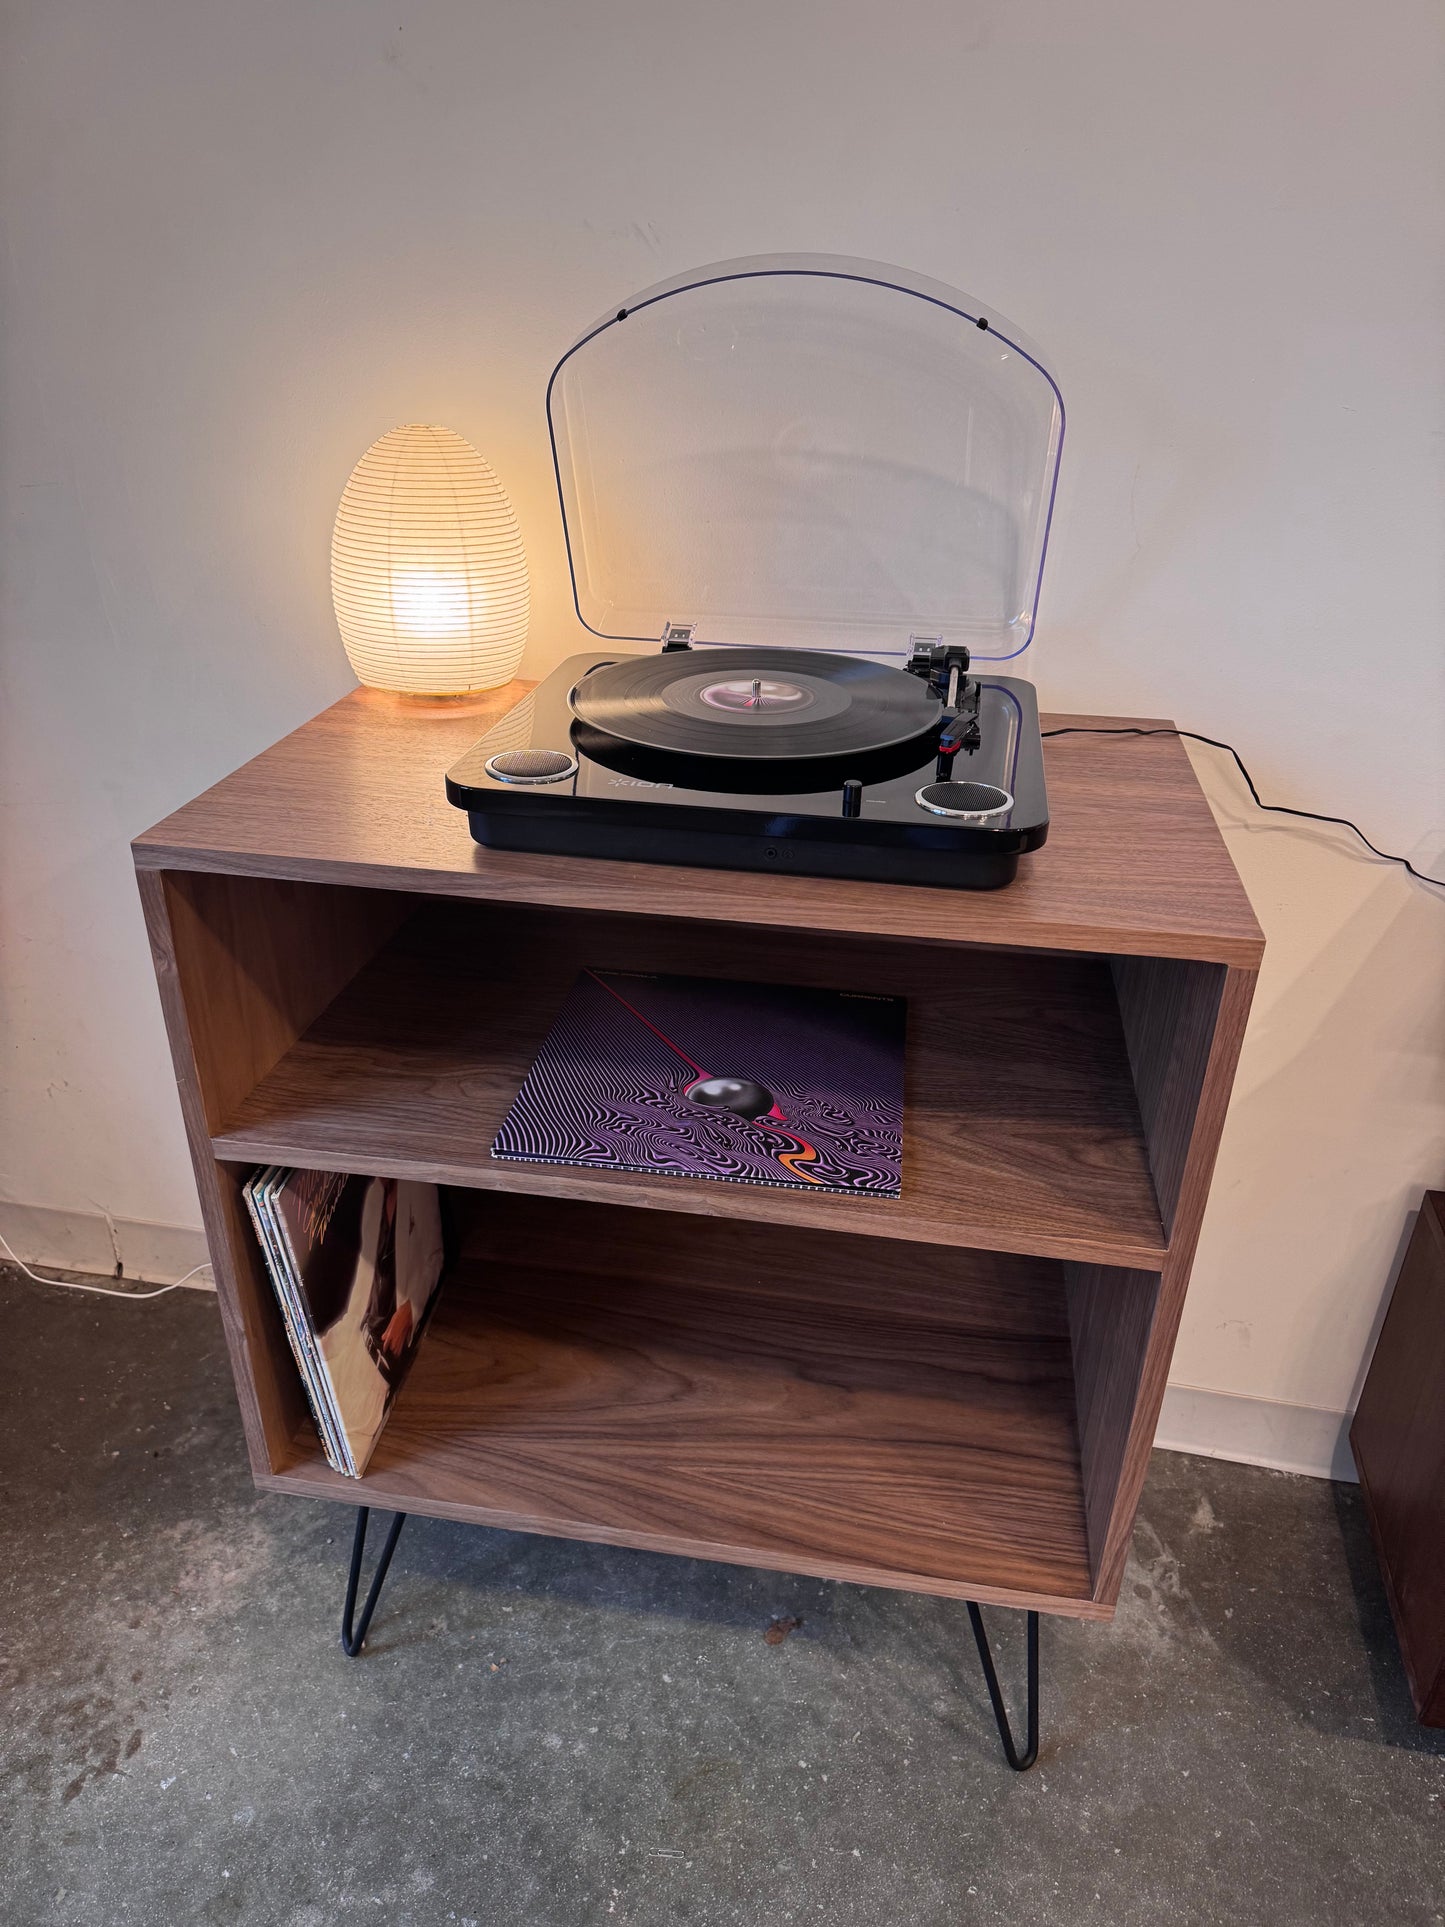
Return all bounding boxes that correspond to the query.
[258,1195,1104,1618]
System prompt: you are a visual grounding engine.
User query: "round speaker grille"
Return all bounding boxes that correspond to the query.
[914,780,1014,820]
[484,747,578,785]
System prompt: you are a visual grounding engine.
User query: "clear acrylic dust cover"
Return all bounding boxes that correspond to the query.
[547,254,1064,662]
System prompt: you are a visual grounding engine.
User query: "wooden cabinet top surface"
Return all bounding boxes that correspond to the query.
[133,680,1263,966]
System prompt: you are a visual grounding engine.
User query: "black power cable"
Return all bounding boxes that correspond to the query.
[1039,726,1444,890]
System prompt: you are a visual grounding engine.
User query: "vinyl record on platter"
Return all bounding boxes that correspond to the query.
[569,648,942,765]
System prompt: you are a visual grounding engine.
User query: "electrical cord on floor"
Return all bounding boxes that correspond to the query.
[1040,726,1445,889]
[0,1226,212,1300]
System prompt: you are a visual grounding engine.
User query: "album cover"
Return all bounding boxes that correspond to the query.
[243,1166,351,1477]
[244,1168,447,1477]
[492,969,905,1196]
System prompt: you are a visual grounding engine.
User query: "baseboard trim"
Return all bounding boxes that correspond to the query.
[0,1202,213,1288]
[1158,1382,1357,1483]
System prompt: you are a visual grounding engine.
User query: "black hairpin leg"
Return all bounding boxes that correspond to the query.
[966,1603,1040,1771]
[341,1507,407,1656]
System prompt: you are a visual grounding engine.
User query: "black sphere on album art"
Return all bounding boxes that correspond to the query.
[685,1075,775,1120]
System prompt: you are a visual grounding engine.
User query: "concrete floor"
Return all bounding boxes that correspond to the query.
[2,1268,1442,1927]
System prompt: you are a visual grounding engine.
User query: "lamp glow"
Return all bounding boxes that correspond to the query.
[331,423,529,694]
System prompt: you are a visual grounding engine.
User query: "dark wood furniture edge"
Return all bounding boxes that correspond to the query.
[1349,1192,1445,1726]
[1352,1453,1445,1725]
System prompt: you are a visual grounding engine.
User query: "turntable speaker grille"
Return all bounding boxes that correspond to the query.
[484,748,578,784]
[915,780,1014,820]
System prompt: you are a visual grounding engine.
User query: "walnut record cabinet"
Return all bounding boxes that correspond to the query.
[134,681,1262,1769]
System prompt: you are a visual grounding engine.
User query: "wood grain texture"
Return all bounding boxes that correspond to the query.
[258,1194,1100,1615]
[211,898,1166,1269]
[1082,964,1259,1602]
[1063,1262,1161,1581]
[1350,1194,1445,1725]
[140,869,409,1473]
[135,870,308,1474]
[133,684,1265,967]
[161,869,411,1130]
[1111,956,1225,1234]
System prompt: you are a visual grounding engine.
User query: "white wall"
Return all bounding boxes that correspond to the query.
[3,1,1441,1466]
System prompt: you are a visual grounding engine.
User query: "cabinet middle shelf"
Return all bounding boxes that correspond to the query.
[211,897,1166,1269]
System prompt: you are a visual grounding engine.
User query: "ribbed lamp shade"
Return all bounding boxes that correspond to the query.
[331,424,529,695]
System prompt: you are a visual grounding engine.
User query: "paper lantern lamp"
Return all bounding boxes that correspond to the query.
[331,423,529,694]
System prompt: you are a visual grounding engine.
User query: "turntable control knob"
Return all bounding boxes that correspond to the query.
[841,780,863,818]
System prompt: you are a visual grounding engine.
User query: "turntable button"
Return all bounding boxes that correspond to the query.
[841,780,863,818]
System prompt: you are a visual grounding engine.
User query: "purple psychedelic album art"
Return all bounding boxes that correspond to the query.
[492,971,905,1196]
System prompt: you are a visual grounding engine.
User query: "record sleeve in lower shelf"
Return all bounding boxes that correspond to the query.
[243,1167,446,1477]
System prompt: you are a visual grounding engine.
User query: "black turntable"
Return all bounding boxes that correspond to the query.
[447,636,1047,888]
[445,255,1064,890]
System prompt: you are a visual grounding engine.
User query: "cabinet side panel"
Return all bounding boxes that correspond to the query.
[135,869,310,1472]
[1064,1263,1161,1584]
[1087,964,1258,1601]
[161,869,412,1130]
[1110,956,1225,1234]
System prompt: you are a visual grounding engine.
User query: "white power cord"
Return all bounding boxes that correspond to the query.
[0,1226,212,1300]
